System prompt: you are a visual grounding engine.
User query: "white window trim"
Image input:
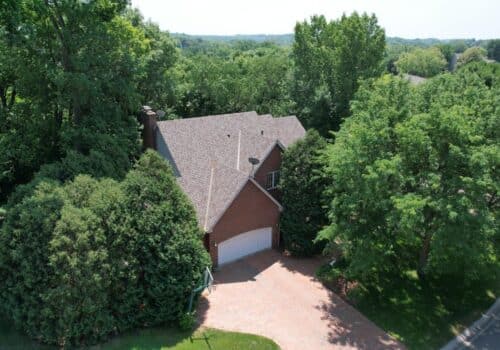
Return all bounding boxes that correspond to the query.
[266,170,280,190]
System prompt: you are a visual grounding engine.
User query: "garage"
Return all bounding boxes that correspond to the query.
[218,227,272,265]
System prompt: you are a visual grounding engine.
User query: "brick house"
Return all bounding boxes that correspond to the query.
[141,107,305,266]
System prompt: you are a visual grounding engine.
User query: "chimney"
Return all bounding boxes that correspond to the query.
[140,106,158,150]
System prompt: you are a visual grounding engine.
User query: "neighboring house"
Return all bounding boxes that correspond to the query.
[140,107,306,266]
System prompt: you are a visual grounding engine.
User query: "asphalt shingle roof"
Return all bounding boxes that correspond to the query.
[156,111,305,231]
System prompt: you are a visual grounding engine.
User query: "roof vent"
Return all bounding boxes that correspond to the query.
[248,157,260,178]
[157,110,166,119]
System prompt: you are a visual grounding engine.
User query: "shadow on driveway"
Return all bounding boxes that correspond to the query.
[198,250,405,350]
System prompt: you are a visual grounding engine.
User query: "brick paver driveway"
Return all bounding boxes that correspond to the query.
[198,250,404,350]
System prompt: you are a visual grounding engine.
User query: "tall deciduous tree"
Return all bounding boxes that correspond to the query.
[0,1,180,200]
[292,13,385,134]
[319,69,499,286]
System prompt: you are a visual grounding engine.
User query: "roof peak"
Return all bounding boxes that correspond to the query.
[154,110,305,229]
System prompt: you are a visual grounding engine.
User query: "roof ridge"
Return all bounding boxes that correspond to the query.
[239,128,277,143]
[157,111,259,124]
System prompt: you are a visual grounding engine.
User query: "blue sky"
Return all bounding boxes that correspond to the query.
[130,0,500,39]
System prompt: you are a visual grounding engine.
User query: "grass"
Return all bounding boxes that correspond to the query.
[0,319,279,350]
[343,270,499,350]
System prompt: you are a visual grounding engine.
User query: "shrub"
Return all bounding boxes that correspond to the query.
[316,265,344,284]
[178,312,197,331]
[0,151,211,346]
[316,259,352,296]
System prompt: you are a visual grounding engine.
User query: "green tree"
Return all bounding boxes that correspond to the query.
[395,47,447,77]
[125,8,179,112]
[0,0,155,200]
[319,71,499,286]
[280,130,328,256]
[118,150,210,326]
[487,39,500,62]
[457,46,487,67]
[0,151,210,346]
[292,13,385,133]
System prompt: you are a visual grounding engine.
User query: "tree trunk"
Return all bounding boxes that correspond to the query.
[8,87,16,108]
[417,234,432,280]
[0,86,7,109]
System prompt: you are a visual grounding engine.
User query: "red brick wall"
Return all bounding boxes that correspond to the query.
[254,144,282,200]
[208,181,281,265]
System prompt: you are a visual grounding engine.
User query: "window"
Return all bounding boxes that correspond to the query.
[266,170,280,190]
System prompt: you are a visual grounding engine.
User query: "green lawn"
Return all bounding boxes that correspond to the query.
[0,319,279,350]
[346,270,499,350]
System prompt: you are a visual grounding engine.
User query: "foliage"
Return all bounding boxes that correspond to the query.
[172,45,294,118]
[0,1,179,200]
[319,71,499,287]
[125,8,179,112]
[456,61,500,88]
[292,13,386,133]
[487,39,500,62]
[279,130,328,256]
[457,46,487,67]
[0,151,211,346]
[316,264,345,284]
[395,47,447,77]
[178,312,197,331]
[386,38,479,51]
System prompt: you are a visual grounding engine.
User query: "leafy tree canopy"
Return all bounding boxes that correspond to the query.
[292,13,386,134]
[172,45,295,118]
[395,47,447,77]
[457,46,488,68]
[0,0,178,201]
[319,68,499,287]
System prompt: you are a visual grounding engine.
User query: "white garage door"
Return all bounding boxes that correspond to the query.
[218,227,272,265]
